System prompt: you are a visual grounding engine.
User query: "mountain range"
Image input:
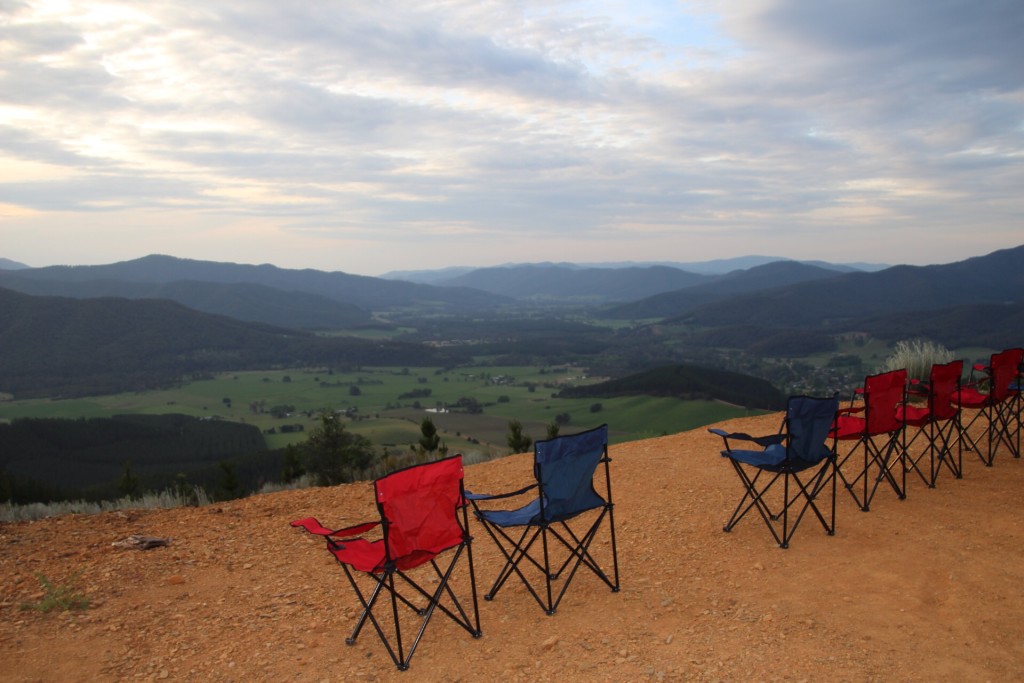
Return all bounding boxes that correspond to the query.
[380,255,888,281]
[0,254,507,321]
[672,246,1024,328]
[0,253,886,322]
[1,245,1021,399]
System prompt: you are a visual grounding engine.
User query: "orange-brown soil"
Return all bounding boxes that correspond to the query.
[2,412,1023,682]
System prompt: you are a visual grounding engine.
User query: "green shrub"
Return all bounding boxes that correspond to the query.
[21,572,90,613]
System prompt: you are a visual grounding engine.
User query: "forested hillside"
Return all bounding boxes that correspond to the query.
[1,254,507,312]
[0,276,372,329]
[677,245,1024,328]
[603,261,844,319]
[0,288,470,398]
[0,414,270,502]
[558,364,786,410]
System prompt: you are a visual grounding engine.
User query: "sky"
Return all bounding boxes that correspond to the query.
[1,0,1022,276]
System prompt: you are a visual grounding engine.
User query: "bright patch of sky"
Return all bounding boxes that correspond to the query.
[0,0,1021,275]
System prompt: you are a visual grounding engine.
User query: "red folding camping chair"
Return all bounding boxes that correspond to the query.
[955,348,1023,465]
[833,369,907,511]
[291,455,481,670]
[898,360,964,487]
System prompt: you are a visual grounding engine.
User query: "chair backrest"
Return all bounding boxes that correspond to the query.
[928,359,963,420]
[989,348,1024,402]
[375,455,466,569]
[863,369,907,434]
[785,395,839,464]
[534,424,608,523]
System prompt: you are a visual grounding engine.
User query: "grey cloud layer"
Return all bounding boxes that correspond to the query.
[1,0,1021,268]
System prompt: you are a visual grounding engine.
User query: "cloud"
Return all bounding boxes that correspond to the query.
[0,0,1021,273]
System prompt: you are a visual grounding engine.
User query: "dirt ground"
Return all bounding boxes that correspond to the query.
[2,411,1023,682]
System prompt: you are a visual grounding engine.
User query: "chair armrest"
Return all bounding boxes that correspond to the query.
[290,517,380,538]
[708,428,786,449]
[464,483,537,501]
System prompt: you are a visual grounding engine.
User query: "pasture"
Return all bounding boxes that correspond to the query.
[0,365,761,456]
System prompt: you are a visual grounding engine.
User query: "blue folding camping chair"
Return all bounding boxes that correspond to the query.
[709,395,839,548]
[466,424,620,615]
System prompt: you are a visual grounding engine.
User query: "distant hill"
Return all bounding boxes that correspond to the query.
[379,265,479,284]
[4,254,508,314]
[382,256,887,281]
[0,258,29,270]
[603,261,845,320]
[678,244,1024,328]
[0,274,372,330]
[851,301,1024,350]
[0,288,470,399]
[557,363,786,410]
[431,264,713,302]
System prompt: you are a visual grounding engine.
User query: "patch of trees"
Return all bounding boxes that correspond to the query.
[557,363,786,411]
[398,388,433,400]
[0,414,269,504]
[452,397,484,414]
[301,411,375,485]
[684,326,835,357]
[507,419,532,453]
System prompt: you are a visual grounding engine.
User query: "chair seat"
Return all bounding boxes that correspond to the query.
[955,386,990,409]
[897,404,931,427]
[476,499,542,527]
[832,414,867,440]
[723,446,827,473]
[328,538,386,573]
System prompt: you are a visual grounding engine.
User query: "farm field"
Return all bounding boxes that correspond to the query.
[0,365,762,456]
